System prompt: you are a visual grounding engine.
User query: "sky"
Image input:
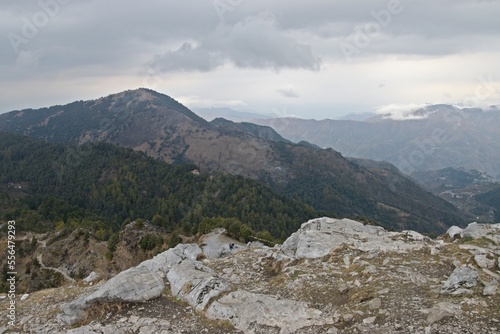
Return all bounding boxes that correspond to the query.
[1,0,500,120]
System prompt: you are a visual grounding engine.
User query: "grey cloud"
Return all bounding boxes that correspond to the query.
[149,14,321,73]
[1,0,500,113]
[3,0,500,76]
[149,43,223,72]
[216,15,321,70]
[231,0,500,58]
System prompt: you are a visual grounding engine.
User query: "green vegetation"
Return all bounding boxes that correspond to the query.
[269,143,468,235]
[139,234,164,250]
[0,133,317,240]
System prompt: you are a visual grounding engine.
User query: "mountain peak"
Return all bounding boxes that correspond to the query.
[93,88,204,121]
[371,104,464,121]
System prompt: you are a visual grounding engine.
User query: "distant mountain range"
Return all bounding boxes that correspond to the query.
[0,89,468,234]
[254,104,500,179]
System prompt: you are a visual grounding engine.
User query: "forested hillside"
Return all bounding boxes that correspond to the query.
[475,186,500,221]
[0,133,318,241]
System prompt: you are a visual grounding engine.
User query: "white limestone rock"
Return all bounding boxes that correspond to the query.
[59,244,202,326]
[281,217,431,259]
[483,280,498,296]
[446,226,463,239]
[82,271,99,284]
[167,260,230,311]
[66,327,99,334]
[137,243,202,276]
[461,222,500,244]
[474,254,496,269]
[86,267,164,302]
[206,290,332,334]
[441,265,479,295]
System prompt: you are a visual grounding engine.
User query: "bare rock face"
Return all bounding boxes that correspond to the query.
[167,260,230,311]
[59,244,203,325]
[460,222,500,243]
[441,265,479,295]
[87,267,164,302]
[206,290,332,334]
[281,217,431,258]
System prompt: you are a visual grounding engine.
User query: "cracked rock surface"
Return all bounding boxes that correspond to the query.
[2,218,500,334]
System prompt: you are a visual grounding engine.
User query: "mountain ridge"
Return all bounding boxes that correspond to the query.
[253,105,500,179]
[0,89,469,233]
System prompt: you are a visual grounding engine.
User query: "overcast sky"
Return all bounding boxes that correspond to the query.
[1,0,500,119]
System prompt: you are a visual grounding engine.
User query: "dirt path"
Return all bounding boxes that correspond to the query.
[36,240,75,282]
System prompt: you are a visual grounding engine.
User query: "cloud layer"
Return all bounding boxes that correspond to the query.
[1,0,500,117]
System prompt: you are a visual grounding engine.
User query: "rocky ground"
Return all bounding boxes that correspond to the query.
[1,218,499,334]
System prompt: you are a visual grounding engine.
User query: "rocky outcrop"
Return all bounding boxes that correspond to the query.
[59,244,204,325]
[7,218,499,334]
[441,265,479,295]
[206,290,332,334]
[447,222,500,243]
[167,259,229,311]
[281,217,431,258]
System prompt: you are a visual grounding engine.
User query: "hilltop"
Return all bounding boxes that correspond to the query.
[1,218,499,334]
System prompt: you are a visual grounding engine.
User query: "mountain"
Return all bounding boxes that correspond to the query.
[210,117,291,143]
[0,89,468,234]
[336,111,375,121]
[253,105,500,179]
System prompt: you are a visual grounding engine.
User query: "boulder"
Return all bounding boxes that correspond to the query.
[483,280,498,296]
[281,217,430,259]
[426,302,461,324]
[441,265,479,295]
[59,267,164,325]
[82,272,99,284]
[474,254,495,269]
[460,223,500,244]
[86,267,164,302]
[461,222,487,239]
[59,297,88,327]
[137,243,202,275]
[167,260,230,311]
[206,290,332,334]
[446,226,463,239]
